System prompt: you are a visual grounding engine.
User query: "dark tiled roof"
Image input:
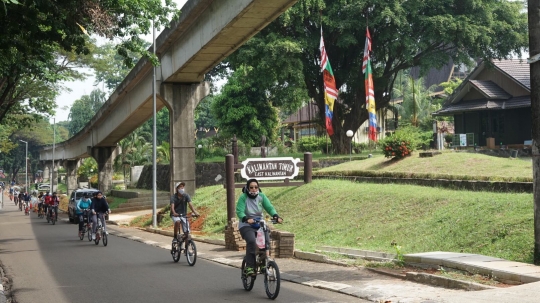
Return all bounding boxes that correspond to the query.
[469,80,510,100]
[410,60,454,92]
[492,59,530,89]
[283,102,319,124]
[433,95,530,116]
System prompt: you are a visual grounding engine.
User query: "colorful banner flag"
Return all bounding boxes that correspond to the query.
[363,27,377,141]
[320,27,337,136]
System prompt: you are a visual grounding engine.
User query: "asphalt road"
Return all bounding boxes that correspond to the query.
[0,201,365,303]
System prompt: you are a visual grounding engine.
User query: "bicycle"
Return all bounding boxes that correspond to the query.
[38,204,45,218]
[94,212,108,246]
[46,205,58,225]
[170,213,198,265]
[241,218,281,300]
[79,210,91,240]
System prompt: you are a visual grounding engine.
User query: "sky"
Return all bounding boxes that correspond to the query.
[53,0,189,123]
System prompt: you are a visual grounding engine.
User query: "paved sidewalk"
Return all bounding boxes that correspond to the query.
[107,210,540,303]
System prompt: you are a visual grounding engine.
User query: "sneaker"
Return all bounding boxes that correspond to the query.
[172,237,178,243]
[244,267,255,276]
[78,231,82,237]
[92,233,96,240]
[105,231,109,235]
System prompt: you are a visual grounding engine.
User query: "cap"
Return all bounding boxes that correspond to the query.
[175,181,186,188]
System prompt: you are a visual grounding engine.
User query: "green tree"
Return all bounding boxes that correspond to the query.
[0,0,179,125]
[195,96,218,133]
[157,141,170,164]
[211,66,280,146]
[222,0,528,153]
[393,76,437,129]
[67,89,106,136]
[90,41,150,93]
[140,108,169,145]
[440,78,463,95]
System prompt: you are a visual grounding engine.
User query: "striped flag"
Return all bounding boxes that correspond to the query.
[363,27,377,141]
[362,27,371,74]
[320,27,337,136]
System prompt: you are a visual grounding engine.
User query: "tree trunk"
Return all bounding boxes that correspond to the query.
[529,0,540,264]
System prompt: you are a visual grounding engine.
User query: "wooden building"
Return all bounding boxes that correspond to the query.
[433,60,530,147]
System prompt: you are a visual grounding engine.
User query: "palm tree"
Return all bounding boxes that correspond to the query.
[157,141,170,164]
[393,76,437,128]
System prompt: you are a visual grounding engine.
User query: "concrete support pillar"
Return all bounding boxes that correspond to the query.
[64,160,79,196]
[43,165,50,183]
[88,146,117,193]
[162,82,210,196]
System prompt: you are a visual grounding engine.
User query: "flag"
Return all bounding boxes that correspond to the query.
[363,27,377,141]
[320,27,337,136]
[362,27,371,74]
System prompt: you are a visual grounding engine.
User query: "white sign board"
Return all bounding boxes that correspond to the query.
[459,134,467,147]
[240,157,301,181]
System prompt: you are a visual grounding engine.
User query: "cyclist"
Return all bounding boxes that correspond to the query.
[170,182,199,243]
[76,193,92,237]
[236,178,283,276]
[47,192,60,221]
[23,191,31,208]
[8,186,13,201]
[90,191,110,240]
[43,191,51,215]
[37,192,44,215]
[18,191,24,210]
[13,188,19,205]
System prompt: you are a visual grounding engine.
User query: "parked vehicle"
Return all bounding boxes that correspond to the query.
[68,188,105,223]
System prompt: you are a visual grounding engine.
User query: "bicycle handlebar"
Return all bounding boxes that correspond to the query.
[172,213,199,218]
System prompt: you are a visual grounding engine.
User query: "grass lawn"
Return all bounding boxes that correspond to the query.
[132,152,536,264]
[318,151,533,181]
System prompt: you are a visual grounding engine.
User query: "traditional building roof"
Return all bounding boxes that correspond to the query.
[283,102,319,124]
[409,60,455,93]
[433,59,530,116]
[433,95,530,115]
[492,59,530,89]
[468,80,511,100]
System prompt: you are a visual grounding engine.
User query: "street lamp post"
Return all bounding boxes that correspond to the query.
[19,140,28,192]
[346,130,353,161]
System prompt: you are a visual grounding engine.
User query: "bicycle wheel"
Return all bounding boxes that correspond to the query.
[171,241,180,263]
[87,226,93,241]
[52,214,56,225]
[95,230,100,245]
[264,260,280,300]
[102,233,108,246]
[185,240,197,266]
[241,258,255,291]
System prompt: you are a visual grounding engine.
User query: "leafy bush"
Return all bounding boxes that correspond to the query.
[353,142,367,154]
[89,175,98,188]
[297,137,320,152]
[380,126,430,160]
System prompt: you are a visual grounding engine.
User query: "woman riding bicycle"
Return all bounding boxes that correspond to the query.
[236,179,283,277]
[76,193,92,238]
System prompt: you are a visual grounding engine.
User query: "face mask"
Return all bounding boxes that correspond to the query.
[177,189,185,194]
